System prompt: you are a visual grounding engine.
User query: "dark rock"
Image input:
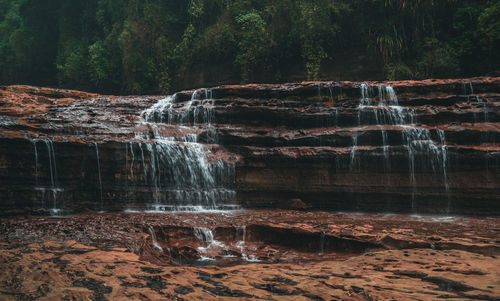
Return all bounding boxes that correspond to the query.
[252,282,303,295]
[174,285,194,295]
[140,267,163,274]
[263,275,299,285]
[132,275,167,290]
[276,198,309,210]
[193,283,256,298]
[423,276,477,292]
[72,278,112,300]
[394,270,428,278]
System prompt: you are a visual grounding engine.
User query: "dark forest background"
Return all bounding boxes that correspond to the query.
[0,0,499,94]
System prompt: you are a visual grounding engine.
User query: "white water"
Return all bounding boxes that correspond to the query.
[128,142,134,180]
[31,140,38,186]
[466,82,488,122]
[142,89,215,126]
[234,226,260,262]
[125,205,240,214]
[350,135,359,172]
[134,89,236,212]
[43,140,62,215]
[148,226,163,252]
[191,226,261,262]
[93,143,104,210]
[319,232,325,255]
[194,227,215,245]
[193,227,226,260]
[351,84,412,171]
[355,84,449,211]
[236,226,247,258]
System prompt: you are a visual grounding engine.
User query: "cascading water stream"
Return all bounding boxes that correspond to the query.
[193,227,215,245]
[350,84,371,171]
[37,139,62,215]
[148,226,163,252]
[319,232,325,255]
[138,143,147,185]
[135,89,236,211]
[128,142,134,180]
[354,83,450,211]
[466,82,488,122]
[94,143,104,210]
[193,227,226,261]
[31,140,38,186]
[236,226,247,258]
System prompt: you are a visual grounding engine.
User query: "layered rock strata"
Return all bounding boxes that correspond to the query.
[0,78,499,214]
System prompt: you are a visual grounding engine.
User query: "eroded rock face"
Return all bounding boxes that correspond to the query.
[0,78,499,214]
[0,211,499,300]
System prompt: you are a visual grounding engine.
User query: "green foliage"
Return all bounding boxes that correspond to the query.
[295,0,347,80]
[414,38,460,79]
[0,0,498,93]
[385,62,413,81]
[173,23,197,80]
[203,22,236,59]
[88,41,110,87]
[235,11,272,82]
[188,0,205,19]
[57,49,88,86]
[479,2,500,44]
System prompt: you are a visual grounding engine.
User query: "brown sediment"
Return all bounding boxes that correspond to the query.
[0,210,499,300]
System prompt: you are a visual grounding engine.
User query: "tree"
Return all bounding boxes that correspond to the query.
[235,11,272,82]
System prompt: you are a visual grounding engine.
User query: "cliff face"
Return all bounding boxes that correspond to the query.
[0,78,499,215]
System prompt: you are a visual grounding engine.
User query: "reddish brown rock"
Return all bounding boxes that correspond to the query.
[0,77,499,214]
[275,198,309,210]
[0,211,498,300]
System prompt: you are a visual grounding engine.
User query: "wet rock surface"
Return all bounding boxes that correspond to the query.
[0,210,499,300]
[1,77,500,214]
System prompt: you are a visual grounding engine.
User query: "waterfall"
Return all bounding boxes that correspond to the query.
[45,140,56,187]
[350,135,359,171]
[142,95,175,124]
[438,129,451,212]
[327,84,340,125]
[31,140,38,186]
[42,140,62,215]
[355,84,449,210]
[94,143,104,210]
[349,84,370,172]
[466,82,488,122]
[240,225,246,242]
[142,89,215,126]
[236,226,246,254]
[193,227,215,246]
[381,130,390,169]
[401,127,448,209]
[193,227,226,260]
[138,143,147,184]
[128,142,134,180]
[319,232,325,255]
[148,226,163,252]
[135,89,236,211]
